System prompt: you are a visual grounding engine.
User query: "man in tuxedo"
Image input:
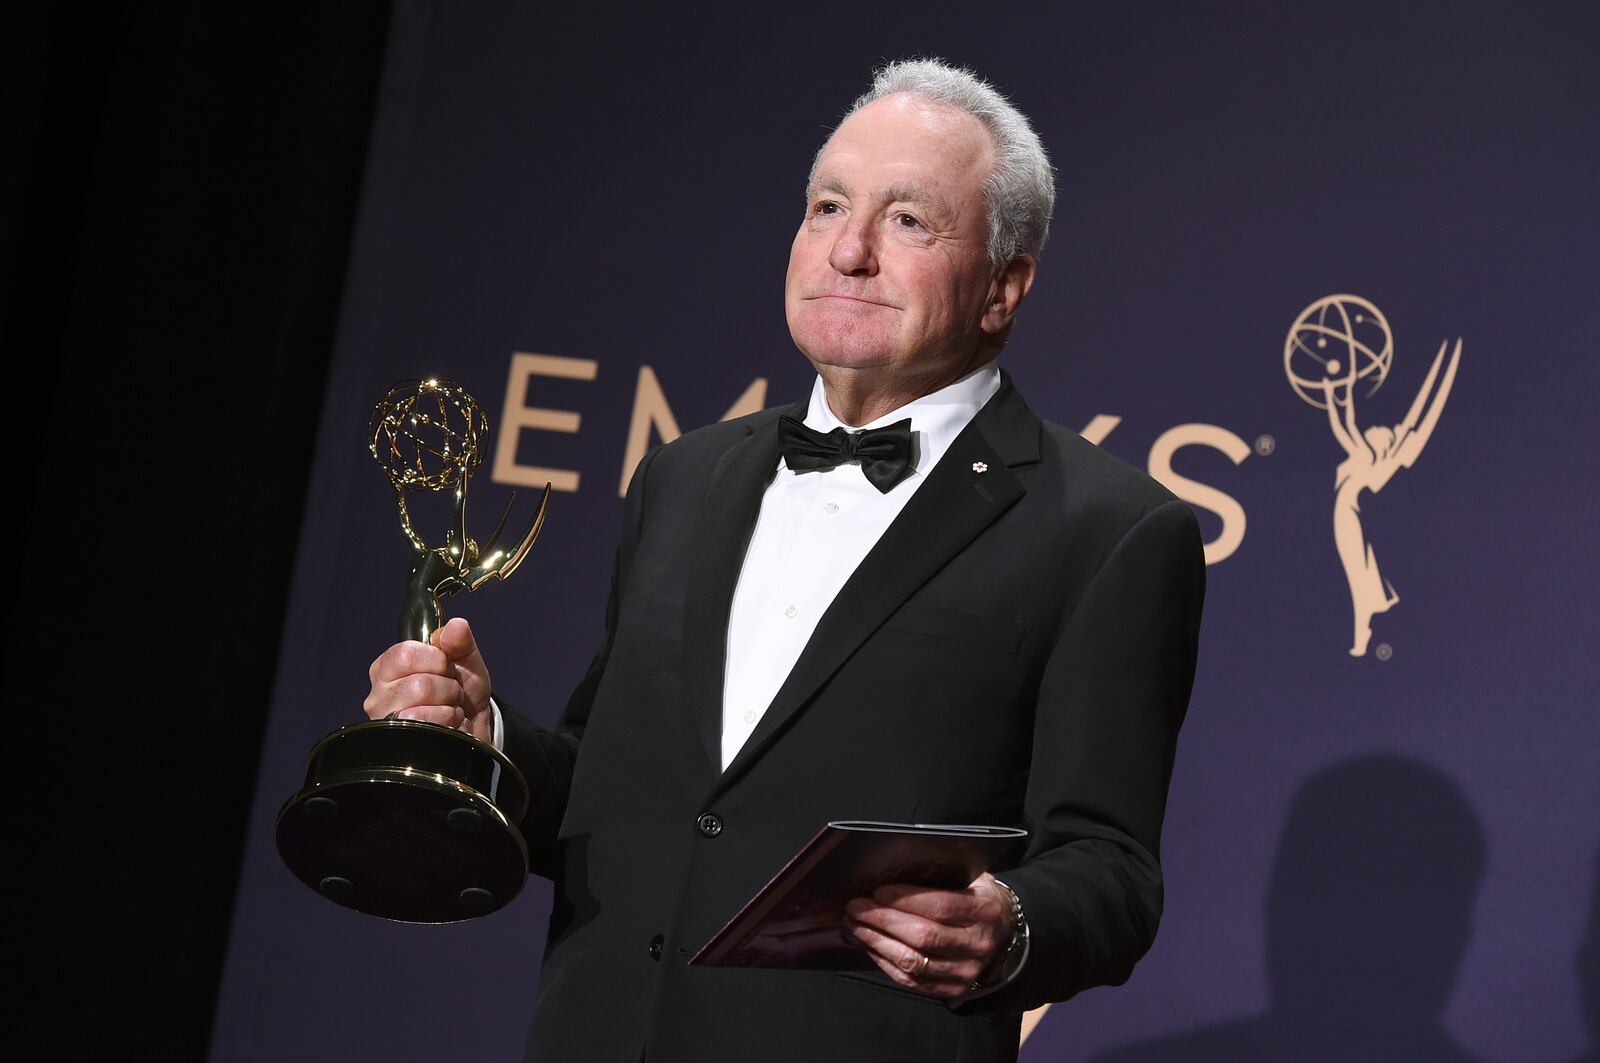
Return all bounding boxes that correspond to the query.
[365,59,1204,1062]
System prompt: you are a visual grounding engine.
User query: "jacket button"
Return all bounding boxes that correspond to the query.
[648,934,664,961]
[696,812,723,838]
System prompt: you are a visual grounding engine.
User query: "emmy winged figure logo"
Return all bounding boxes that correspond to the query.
[1284,296,1462,657]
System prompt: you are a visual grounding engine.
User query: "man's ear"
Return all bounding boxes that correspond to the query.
[981,254,1036,336]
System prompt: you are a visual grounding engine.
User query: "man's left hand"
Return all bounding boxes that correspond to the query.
[844,872,1015,999]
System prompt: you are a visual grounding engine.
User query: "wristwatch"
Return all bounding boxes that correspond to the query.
[972,876,1029,990]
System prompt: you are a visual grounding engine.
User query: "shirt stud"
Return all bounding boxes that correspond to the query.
[971,461,989,473]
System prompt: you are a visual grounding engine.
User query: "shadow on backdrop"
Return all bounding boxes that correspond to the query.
[1094,754,1485,1063]
[1570,846,1600,1063]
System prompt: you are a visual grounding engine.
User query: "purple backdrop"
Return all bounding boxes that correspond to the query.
[212,2,1599,1060]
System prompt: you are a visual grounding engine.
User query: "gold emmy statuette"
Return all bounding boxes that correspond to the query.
[276,379,551,922]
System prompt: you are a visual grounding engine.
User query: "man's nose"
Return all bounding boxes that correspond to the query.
[827,215,877,276]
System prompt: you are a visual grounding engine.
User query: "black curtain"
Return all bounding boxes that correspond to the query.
[4,4,392,1056]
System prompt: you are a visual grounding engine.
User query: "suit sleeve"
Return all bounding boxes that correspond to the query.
[956,497,1206,1014]
[498,444,661,879]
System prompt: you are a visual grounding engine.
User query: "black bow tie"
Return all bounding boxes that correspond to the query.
[778,415,915,494]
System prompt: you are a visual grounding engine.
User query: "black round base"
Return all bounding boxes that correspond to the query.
[276,720,531,923]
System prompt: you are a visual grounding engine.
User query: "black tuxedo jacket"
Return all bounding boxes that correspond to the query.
[502,373,1205,1063]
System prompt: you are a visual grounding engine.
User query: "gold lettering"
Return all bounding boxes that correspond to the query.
[1147,423,1250,565]
[491,353,598,493]
[619,367,767,495]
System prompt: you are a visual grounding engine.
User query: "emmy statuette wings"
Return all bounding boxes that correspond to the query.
[276,379,552,923]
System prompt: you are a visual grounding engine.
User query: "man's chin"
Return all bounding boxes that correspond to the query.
[790,322,901,370]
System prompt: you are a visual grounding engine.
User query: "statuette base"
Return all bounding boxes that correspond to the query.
[276,720,530,923]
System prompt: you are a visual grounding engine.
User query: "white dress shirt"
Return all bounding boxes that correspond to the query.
[487,363,1001,767]
[719,362,1001,769]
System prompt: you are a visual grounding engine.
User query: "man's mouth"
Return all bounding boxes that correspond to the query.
[809,294,895,308]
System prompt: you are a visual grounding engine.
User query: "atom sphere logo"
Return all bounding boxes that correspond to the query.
[1284,295,1462,657]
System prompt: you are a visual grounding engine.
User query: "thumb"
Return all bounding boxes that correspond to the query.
[432,617,481,665]
[432,617,492,712]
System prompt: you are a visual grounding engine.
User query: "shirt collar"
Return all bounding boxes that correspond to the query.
[802,362,1002,478]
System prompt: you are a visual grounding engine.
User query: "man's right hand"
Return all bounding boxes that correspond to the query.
[363,616,495,745]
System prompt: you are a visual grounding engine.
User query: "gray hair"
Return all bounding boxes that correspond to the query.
[812,58,1055,265]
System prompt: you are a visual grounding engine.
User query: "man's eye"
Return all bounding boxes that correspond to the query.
[813,201,841,216]
[895,213,921,228]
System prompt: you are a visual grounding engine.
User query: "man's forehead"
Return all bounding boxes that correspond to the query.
[809,95,993,195]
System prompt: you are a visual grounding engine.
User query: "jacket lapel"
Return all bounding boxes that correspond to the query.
[682,408,795,774]
[711,373,1042,795]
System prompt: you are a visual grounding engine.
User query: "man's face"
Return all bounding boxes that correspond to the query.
[785,94,1004,389]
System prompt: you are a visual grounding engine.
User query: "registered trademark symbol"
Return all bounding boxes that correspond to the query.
[1375,643,1393,661]
[1255,434,1276,456]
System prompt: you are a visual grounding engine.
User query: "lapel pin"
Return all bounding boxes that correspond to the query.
[971,461,989,473]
